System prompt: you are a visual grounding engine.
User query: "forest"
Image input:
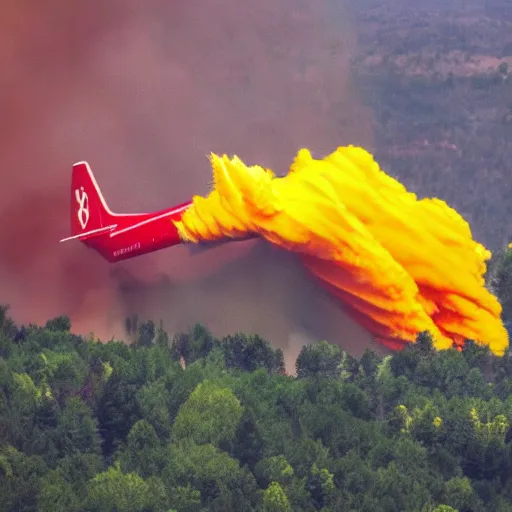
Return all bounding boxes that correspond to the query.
[0,248,511,512]
[353,0,512,250]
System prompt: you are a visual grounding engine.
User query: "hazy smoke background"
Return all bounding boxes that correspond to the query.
[0,0,383,370]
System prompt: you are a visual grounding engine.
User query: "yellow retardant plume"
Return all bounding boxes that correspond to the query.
[174,146,509,356]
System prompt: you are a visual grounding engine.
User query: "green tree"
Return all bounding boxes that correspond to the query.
[262,481,291,512]
[165,440,258,508]
[254,455,294,488]
[441,476,481,512]
[0,305,15,358]
[135,320,155,347]
[33,350,87,405]
[389,331,434,380]
[135,378,171,438]
[55,397,101,458]
[56,453,103,503]
[167,485,202,512]
[491,247,512,322]
[45,316,71,332]
[6,372,41,449]
[118,420,166,478]
[0,304,16,335]
[171,380,243,446]
[172,324,218,363]
[230,409,264,469]
[307,463,336,510]
[295,340,344,379]
[95,371,141,457]
[222,333,285,374]
[86,462,166,512]
[37,470,81,512]
[0,446,48,512]
[286,438,330,480]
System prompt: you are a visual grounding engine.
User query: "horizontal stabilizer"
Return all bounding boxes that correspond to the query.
[59,224,117,243]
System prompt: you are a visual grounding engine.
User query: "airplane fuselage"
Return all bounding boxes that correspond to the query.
[84,201,192,263]
[60,160,252,264]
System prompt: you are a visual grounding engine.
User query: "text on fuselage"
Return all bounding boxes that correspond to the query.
[113,242,141,257]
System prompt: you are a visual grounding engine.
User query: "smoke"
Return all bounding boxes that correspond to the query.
[0,0,380,368]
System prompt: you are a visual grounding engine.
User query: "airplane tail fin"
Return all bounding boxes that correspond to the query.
[60,160,193,258]
[60,161,117,243]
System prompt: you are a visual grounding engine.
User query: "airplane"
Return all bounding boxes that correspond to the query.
[59,161,194,263]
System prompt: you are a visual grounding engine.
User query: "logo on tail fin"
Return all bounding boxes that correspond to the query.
[75,187,90,229]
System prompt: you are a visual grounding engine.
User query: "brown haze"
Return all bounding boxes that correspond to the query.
[0,0,384,371]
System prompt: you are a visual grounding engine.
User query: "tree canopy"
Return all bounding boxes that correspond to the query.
[0,303,511,511]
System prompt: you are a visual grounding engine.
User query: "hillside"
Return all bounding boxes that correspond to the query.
[0,307,511,512]
[353,0,512,250]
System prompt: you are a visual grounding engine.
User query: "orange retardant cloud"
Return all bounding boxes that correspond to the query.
[174,145,509,356]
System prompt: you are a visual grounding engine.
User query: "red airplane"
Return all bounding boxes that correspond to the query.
[59,161,194,262]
